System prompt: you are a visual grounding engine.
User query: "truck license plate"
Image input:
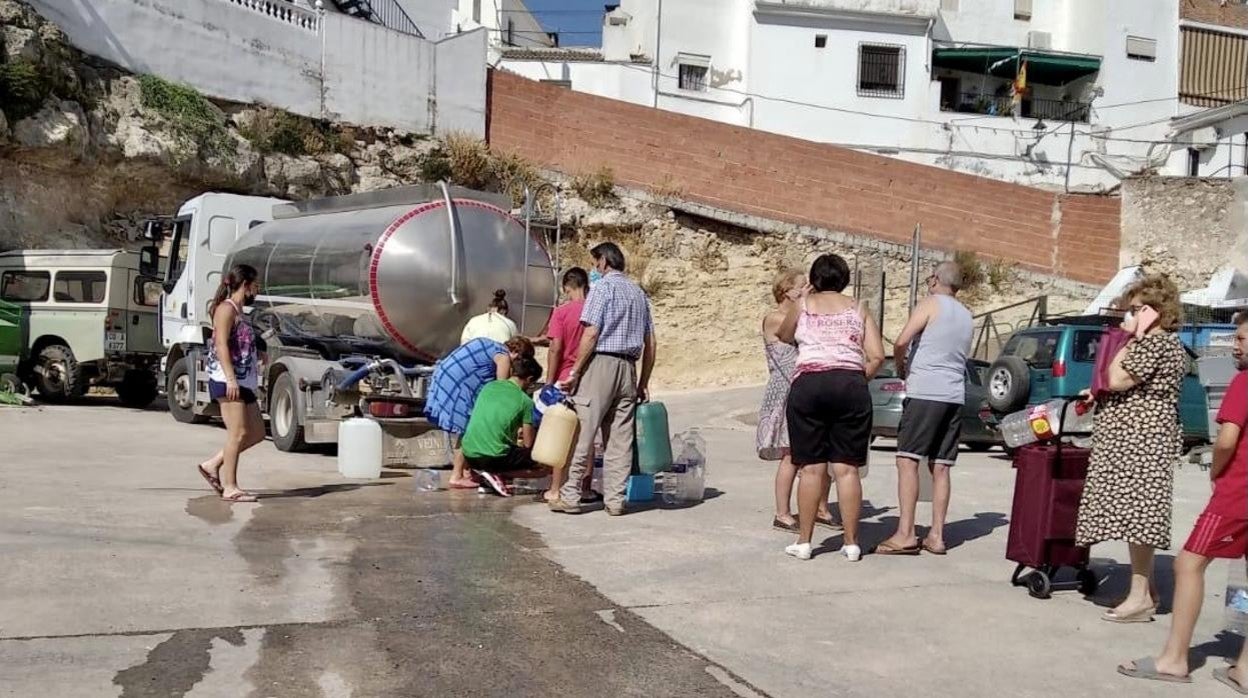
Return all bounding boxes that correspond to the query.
[105,331,126,352]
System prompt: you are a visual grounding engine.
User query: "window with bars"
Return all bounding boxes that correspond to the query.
[679,64,709,92]
[858,44,905,98]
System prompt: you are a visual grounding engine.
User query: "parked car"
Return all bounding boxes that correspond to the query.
[985,321,1217,447]
[0,249,164,406]
[870,358,1003,452]
[0,298,21,393]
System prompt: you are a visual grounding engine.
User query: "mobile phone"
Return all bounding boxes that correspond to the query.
[1134,305,1160,338]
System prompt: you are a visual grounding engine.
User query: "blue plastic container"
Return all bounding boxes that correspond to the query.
[626,474,655,503]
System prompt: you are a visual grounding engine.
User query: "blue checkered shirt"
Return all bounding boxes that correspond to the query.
[580,271,653,359]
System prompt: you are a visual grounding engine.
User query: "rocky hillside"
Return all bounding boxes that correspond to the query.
[0,0,1096,390]
[0,0,452,249]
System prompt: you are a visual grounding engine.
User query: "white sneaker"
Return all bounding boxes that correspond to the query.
[785,543,812,560]
[841,544,862,562]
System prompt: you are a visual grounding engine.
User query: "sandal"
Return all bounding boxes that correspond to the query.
[197,465,224,495]
[1102,606,1157,624]
[1215,667,1248,694]
[922,541,948,556]
[871,540,921,556]
[221,491,258,503]
[815,514,842,530]
[1116,657,1190,683]
[772,516,799,533]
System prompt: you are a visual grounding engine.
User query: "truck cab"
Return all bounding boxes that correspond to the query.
[154,193,286,422]
[0,249,164,406]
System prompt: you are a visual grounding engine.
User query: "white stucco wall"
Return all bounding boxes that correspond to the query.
[454,0,552,48]
[26,0,485,135]
[498,60,655,105]
[435,29,490,133]
[398,0,457,39]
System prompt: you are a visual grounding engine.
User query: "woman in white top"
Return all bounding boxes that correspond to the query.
[461,289,519,345]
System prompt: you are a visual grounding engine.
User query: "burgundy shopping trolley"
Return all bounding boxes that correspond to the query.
[1006,440,1102,599]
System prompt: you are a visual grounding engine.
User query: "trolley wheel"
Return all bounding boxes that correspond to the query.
[1077,568,1100,596]
[1027,570,1053,599]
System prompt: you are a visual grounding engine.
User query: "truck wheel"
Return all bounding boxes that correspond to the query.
[34,344,84,402]
[270,372,307,452]
[167,356,208,424]
[986,356,1031,413]
[116,369,158,409]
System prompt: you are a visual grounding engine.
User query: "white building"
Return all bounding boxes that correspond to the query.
[499,0,1248,191]
[315,0,550,48]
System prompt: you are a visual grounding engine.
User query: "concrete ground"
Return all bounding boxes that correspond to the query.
[514,386,1241,698]
[0,399,756,697]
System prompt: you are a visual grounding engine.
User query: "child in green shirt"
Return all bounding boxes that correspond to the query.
[462,356,546,496]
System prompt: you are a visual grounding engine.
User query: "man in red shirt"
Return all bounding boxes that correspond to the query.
[541,268,596,503]
[546,268,589,385]
[1121,312,1248,687]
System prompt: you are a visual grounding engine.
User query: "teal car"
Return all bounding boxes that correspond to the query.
[986,322,1220,447]
[0,299,21,393]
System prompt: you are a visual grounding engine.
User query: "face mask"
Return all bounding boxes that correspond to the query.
[589,269,603,285]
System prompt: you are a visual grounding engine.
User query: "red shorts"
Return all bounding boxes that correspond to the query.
[1184,511,1248,559]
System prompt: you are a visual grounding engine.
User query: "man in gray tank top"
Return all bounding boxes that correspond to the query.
[875,261,973,556]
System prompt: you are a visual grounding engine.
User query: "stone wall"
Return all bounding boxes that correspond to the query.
[22,0,486,135]
[1120,176,1248,291]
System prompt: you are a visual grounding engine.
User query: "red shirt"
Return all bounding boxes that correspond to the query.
[1210,370,1248,518]
[547,299,585,383]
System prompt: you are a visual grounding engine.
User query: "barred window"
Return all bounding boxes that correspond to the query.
[679,64,708,92]
[858,44,905,98]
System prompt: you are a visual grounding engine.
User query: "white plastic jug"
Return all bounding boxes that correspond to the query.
[532,403,579,468]
[338,418,383,479]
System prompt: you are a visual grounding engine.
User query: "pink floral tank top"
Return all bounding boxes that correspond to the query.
[793,301,865,378]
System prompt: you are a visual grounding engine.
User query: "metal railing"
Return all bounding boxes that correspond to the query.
[330,0,423,38]
[941,92,1091,123]
[971,296,1049,361]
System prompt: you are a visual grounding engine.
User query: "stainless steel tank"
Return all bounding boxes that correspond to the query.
[227,185,555,362]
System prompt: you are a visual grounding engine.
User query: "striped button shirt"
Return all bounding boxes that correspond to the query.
[580,271,653,359]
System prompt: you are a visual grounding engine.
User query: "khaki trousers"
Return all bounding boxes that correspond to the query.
[562,354,637,508]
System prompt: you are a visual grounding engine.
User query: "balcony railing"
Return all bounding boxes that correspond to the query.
[224,0,320,32]
[942,92,1091,123]
[330,0,423,38]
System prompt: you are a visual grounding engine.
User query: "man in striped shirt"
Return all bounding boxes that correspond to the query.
[550,242,656,516]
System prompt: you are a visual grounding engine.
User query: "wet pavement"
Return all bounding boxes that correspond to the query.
[0,401,758,697]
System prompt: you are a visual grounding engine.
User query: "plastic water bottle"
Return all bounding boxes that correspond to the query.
[664,430,707,503]
[661,464,686,505]
[999,399,1087,448]
[1226,562,1248,636]
[413,468,441,492]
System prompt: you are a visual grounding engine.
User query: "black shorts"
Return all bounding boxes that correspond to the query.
[786,370,872,467]
[897,398,963,465]
[465,446,533,473]
[208,380,258,404]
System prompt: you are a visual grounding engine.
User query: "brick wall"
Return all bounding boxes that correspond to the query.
[1180,0,1248,28]
[487,70,1121,284]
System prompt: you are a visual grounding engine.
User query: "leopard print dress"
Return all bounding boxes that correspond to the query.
[1075,332,1187,550]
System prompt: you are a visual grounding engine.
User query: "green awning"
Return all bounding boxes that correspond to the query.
[932,47,1101,85]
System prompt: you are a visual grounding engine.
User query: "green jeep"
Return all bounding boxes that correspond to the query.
[0,249,164,406]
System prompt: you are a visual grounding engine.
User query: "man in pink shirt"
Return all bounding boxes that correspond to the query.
[546,268,589,384]
[541,267,597,503]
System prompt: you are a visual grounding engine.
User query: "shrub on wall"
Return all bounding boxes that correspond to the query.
[138,74,235,160]
[0,60,52,121]
[239,107,351,157]
[571,166,616,207]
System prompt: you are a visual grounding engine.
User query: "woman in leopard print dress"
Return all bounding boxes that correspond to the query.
[1076,275,1188,623]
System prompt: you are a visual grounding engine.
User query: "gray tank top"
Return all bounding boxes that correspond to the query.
[906,295,973,404]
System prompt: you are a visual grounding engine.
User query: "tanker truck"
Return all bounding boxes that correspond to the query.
[143,184,557,459]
